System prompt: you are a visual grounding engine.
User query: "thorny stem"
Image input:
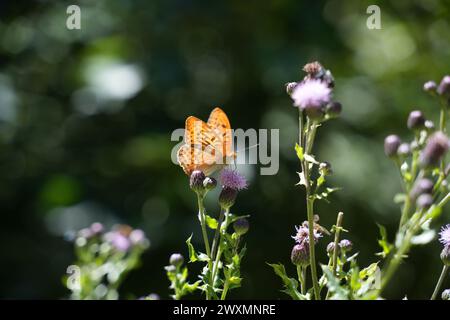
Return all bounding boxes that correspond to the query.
[431,265,449,300]
[298,109,320,300]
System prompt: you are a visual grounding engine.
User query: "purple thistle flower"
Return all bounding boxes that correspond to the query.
[438,75,450,97]
[220,169,248,191]
[292,225,322,244]
[423,81,437,93]
[439,224,450,247]
[291,79,331,110]
[105,231,131,252]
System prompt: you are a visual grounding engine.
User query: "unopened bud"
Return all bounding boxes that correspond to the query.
[423,81,437,94]
[440,246,450,266]
[420,131,450,168]
[384,135,401,158]
[416,193,433,210]
[437,75,450,97]
[233,218,249,236]
[291,244,310,267]
[219,187,238,209]
[407,110,425,130]
[203,177,217,191]
[190,170,206,193]
[169,253,184,268]
[339,239,353,252]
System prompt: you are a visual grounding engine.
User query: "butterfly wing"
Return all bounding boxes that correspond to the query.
[177,115,222,175]
[207,107,234,159]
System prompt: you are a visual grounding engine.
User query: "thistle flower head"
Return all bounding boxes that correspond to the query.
[441,246,450,266]
[437,75,450,97]
[420,131,450,168]
[219,187,238,209]
[423,81,437,94]
[169,253,184,268]
[203,177,217,191]
[291,79,331,110]
[190,170,206,193]
[407,110,425,130]
[292,224,322,245]
[291,243,310,267]
[220,169,248,191]
[439,224,450,247]
[233,218,249,236]
[104,231,131,252]
[326,242,338,255]
[411,178,434,199]
[416,193,433,210]
[384,134,401,158]
[339,239,353,252]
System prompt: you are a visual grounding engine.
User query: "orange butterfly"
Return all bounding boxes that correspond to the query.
[177,107,236,176]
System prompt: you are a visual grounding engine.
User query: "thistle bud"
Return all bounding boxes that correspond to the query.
[291,244,310,267]
[407,110,425,130]
[420,131,450,168]
[416,193,433,210]
[203,177,217,191]
[384,135,401,158]
[190,170,206,193]
[440,246,450,266]
[319,162,333,176]
[437,75,450,97]
[286,82,298,95]
[326,101,342,118]
[423,81,437,94]
[410,178,434,199]
[233,218,249,236]
[326,242,338,255]
[219,187,238,209]
[442,289,450,301]
[304,104,325,121]
[169,253,184,268]
[397,143,411,157]
[339,239,353,252]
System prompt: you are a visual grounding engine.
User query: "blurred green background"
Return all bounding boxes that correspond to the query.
[1,0,450,299]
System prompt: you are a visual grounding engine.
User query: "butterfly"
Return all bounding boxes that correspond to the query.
[177,107,236,176]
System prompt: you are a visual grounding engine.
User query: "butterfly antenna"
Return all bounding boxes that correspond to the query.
[235,143,259,153]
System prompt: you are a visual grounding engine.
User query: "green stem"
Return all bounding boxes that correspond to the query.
[297,265,306,295]
[306,196,320,300]
[431,265,449,300]
[211,209,225,260]
[221,280,230,300]
[197,194,213,300]
[211,208,230,293]
[298,110,320,300]
[331,212,344,276]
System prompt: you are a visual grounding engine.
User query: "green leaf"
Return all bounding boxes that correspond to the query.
[295,143,304,161]
[205,215,218,229]
[186,235,198,262]
[359,263,378,279]
[321,265,349,300]
[425,205,442,220]
[267,263,306,300]
[375,223,392,258]
[316,174,326,188]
